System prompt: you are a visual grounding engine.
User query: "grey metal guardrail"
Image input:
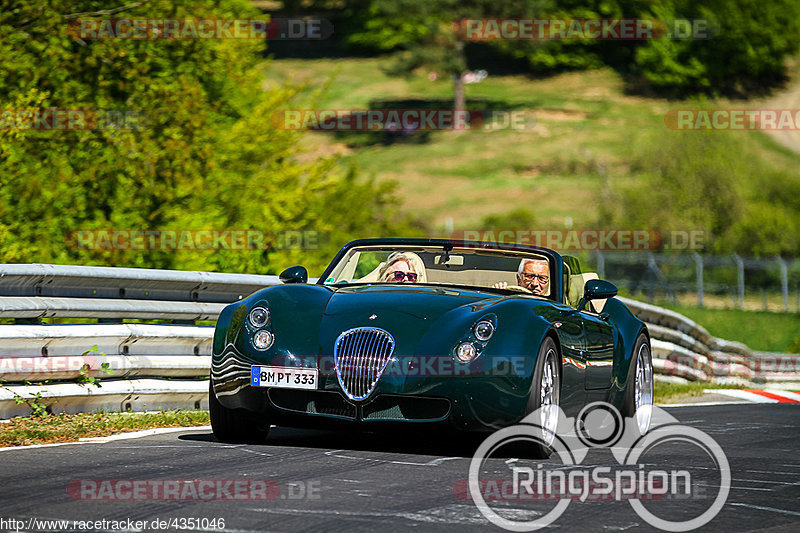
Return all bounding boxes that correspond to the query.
[0,264,796,418]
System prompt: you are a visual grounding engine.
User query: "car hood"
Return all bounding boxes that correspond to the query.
[319,284,502,354]
[324,284,496,319]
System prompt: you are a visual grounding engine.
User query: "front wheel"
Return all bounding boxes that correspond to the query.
[622,334,653,436]
[209,382,270,443]
[524,336,561,458]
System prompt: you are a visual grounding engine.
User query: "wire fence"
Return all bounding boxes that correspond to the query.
[583,252,800,312]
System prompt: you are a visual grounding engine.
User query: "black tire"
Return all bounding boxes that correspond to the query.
[209,382,270,443]
[523,336,561,459]
[621,333,653,436]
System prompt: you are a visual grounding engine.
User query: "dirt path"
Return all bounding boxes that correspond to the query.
[765,63,800,153]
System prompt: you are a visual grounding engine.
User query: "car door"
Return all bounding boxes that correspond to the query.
[552,308,587,417]
[581,309,615,390]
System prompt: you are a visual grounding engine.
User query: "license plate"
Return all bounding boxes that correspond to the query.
[251,365,318,390]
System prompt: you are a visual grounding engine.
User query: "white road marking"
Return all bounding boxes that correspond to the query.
[79,426,211,442]
[246,504,533,525]
[323,449,462,466]
[728,502,800,517]
[732,478,794,485]
[0,425,210,452]
[660,400,755,407]
[705,389,800,403]
[771,390,800,401]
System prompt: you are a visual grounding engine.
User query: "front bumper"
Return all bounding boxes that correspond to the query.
[211,347,532,432]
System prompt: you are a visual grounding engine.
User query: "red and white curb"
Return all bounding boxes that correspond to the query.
[705,389,800,404]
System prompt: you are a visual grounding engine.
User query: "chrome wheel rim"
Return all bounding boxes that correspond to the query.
[539,347,559,445]
[634,343,654,434]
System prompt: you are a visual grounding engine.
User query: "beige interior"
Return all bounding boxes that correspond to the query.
[358,262,519,288]
[347,252,555,297]
[568,272,606,313]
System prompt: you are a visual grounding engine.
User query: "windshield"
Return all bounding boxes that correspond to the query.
[321,245,552,297]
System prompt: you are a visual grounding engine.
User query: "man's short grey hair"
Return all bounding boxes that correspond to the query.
[517,258,548,277]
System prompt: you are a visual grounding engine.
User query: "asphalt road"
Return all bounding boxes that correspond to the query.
[0,403,798,533]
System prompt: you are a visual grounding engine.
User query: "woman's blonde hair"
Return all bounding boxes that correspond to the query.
[378,251,427,283]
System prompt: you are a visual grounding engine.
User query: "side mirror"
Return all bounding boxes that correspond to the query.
[279,265,308,284]
[578,279,617,312]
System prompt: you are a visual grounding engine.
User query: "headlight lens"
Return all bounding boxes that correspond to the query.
[253,330,274,350]
[455,342,477,363]
[249,307,270,328]
[474,320,495,341]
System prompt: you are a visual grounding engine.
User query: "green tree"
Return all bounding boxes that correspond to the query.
[331,0,800,97]
[0,0,421,274]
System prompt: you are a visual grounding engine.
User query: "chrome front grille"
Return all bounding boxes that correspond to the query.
[333,327,396,401]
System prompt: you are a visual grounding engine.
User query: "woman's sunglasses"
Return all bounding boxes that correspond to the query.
[391,271,418,282]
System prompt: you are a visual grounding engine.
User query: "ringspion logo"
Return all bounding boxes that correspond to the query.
[467,403,730,531]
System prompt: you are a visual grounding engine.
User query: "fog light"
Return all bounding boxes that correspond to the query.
[253,330,274,350]
[249,307,270,328]
[455,342,477,363]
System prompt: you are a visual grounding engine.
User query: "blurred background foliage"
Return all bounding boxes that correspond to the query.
[0,0,423,274]
[1,0,799,278]
[301,0,800,97]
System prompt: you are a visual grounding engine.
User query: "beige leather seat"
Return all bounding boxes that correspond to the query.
[357,262,385,282]
[568,272,607,313]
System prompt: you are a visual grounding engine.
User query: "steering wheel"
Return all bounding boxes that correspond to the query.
[503,284,532,294]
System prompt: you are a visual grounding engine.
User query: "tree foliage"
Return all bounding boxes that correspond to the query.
[602,130,800,257]
[0,0,421,274]
[328,0,800,96]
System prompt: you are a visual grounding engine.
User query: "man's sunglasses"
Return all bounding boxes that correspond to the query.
[392,271,418,282]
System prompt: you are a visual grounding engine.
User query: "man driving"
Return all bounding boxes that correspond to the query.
[493,258,550,296]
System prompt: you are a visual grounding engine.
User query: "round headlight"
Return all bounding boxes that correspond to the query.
[474,320,495,341]
[455,342,477,363]
[249,307,270,328]
[253,330,274,350]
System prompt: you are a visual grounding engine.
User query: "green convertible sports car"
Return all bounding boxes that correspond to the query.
[210,238,653,447]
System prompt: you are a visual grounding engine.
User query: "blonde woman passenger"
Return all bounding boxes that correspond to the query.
[378,251,427,283]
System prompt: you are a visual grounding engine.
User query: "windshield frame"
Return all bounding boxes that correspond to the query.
[317,238,564,301]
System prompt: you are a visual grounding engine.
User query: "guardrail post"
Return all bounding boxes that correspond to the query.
[777,257,789,312]
[693,252,704,308]
[594,250,605,279]
[732,254,744,310]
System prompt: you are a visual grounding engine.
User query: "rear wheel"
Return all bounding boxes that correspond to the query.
[524,336,561,458]
[209,382,270,443]
[622,334,653,436]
